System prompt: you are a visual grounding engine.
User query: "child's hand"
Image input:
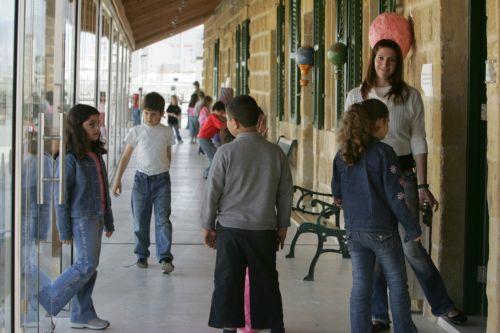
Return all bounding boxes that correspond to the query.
[105,231,113,238]
[62,239,72,245]
[203,229,217,249]
[112,180,122,197]
[276,228,287,251]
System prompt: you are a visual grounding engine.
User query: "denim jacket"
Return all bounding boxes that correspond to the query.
[56,151,114,240]
[332,139,421,241]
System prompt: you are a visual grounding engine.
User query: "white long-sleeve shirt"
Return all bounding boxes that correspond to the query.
[344,85,428,156]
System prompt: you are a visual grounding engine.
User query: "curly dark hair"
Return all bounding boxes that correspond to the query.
[66,104,106,159]
[338,99,389,165]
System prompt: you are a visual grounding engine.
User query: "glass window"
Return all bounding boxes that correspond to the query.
[107,25,119,170]
[99,11,112,166]
[0,1,15,330]
[78,0,98,106]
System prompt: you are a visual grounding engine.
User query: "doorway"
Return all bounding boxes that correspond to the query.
[464,0,489,315]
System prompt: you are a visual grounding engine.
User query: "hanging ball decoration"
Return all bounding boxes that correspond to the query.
[327,42,348,67]
[369,12,413,57]
[295,46,314,86]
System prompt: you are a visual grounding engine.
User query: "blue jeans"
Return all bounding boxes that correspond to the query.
[39,217,103,323]
[198,138,217,178]
[371,172,454,323]
[348,230,416,333]
[188,115,199,139]
[131,171,173,262]
[172,123,182,143]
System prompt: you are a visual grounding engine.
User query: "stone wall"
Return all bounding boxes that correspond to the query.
[486,0,500,331]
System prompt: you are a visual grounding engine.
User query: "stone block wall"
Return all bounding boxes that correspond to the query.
[487,1,500,331]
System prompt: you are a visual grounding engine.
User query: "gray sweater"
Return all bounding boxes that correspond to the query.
[201,132,293,230]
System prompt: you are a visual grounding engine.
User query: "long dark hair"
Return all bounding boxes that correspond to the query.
[361,39,408,104]
[337,99,389,165]
[66,104,106,159]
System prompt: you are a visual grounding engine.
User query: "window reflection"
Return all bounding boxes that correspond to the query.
[78,0,98,106]
[0,0,15,330]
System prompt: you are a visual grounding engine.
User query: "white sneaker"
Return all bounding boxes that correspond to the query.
[70,318,110,330]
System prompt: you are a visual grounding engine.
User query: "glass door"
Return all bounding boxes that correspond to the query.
[16,0,75,330]
[0,0,16,331]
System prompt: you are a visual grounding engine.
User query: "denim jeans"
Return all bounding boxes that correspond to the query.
[172,123,182,143]
[371,172,454,323]
[39,217,103,323]
[198,138,217,178]
[348,230,416,333]
[131,171,173,262]
[188,115,199,139]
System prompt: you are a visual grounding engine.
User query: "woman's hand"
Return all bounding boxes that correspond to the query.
[105,231,113,238]
[333,197,343,208]
[419,188,439,211]
[112,180,122,197]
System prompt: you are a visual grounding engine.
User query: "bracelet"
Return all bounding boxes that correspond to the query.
[418,183,429,190]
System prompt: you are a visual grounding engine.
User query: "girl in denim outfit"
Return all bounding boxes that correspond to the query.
[39,104,114,330]
[332,99,421,333]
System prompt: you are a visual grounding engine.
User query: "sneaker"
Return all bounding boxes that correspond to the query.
[70,318,110,330]
[160,259,174,274]
[136,258,148,269]
[444,308,468,325]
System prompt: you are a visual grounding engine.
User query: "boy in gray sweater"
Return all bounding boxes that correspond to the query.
[201,95,293,333]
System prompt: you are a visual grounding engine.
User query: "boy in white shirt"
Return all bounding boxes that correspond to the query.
[112,92,175,274]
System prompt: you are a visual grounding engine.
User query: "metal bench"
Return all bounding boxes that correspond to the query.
[286,185,350,281]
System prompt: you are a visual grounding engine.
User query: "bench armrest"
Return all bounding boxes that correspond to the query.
[311,198,341,228]
[293,185,333,214]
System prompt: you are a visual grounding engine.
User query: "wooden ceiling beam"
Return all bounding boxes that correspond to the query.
[135,15,209,49]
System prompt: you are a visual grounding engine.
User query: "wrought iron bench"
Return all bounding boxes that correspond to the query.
[286,185,349,281]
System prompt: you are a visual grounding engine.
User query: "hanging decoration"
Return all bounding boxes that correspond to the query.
[369,12,413,57]
[327,42,347,78]
[295,46,314,86]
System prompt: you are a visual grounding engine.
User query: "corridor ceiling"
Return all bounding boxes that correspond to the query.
[121,0,221,49]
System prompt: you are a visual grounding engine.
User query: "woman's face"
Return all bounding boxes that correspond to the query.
[374,47,397,82]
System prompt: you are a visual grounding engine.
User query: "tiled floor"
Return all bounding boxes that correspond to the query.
[54,129,446,333]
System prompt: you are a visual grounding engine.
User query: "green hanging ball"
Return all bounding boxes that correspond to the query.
[327,42,347,67]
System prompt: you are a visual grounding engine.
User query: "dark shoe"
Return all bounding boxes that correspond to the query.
[445,308,468,325]
[160,258,174,274]
[372,321,390,332]
[136,258,148,269]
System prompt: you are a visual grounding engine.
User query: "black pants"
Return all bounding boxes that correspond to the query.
[209,224,284,330]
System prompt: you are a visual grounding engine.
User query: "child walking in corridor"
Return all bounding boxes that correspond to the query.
[39,104,114,330]
[112,92,175,274]
[332,99,421,333]
[198,101,227,179]
[201,95,293,333]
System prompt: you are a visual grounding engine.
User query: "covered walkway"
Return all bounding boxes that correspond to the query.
[53,129,445,333]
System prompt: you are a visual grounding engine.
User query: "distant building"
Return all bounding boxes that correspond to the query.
[130,25,204,104]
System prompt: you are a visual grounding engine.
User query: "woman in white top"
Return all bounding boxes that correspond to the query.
[344,39,467,329]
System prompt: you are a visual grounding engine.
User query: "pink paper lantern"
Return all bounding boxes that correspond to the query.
[369,12,413,57]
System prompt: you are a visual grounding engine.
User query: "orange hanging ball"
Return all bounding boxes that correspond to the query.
[369,12,413,57]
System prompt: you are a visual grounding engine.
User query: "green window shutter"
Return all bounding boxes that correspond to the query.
[335,0,362,124]
[241,19,250,95]
[379,0,396,13]
[289,0,301,124]
[336,0,347,122]
[347,0,363,91]
[235,25,241,96]
[276,1,285,121]
[313,0,325,129]
[213,39,220,99]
